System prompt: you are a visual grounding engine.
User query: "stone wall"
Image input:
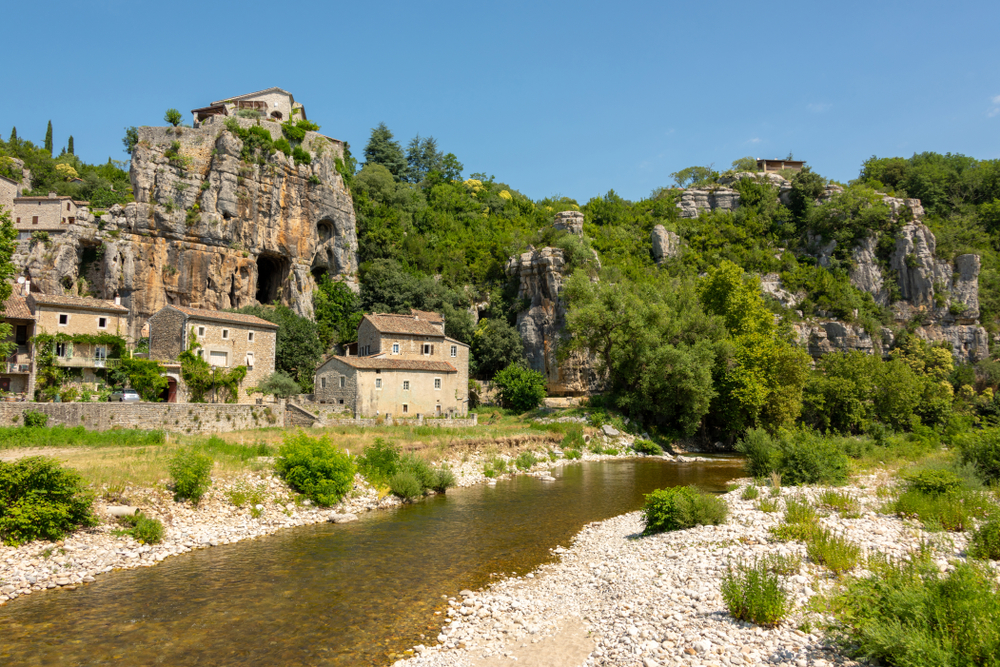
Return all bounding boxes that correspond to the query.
[0,402,284,433]
[322,414,478,428]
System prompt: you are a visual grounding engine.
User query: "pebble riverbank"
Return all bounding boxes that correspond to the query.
[395,473,997,667]
[0,431,690,607]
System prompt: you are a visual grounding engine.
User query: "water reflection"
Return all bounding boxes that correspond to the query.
[0,458,742,666]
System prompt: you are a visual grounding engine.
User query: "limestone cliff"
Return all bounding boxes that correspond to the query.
[14,116,357,338]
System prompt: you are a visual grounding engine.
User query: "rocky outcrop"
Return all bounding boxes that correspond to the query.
[13,116,357,337]
[505,247,601,396]
[916,324,989,363]
[553,210,584,235]
[793,321,892,358]
[650,225,681,265]
[677,188,740,219]
[848,236,889,306]
[760,273,804,309]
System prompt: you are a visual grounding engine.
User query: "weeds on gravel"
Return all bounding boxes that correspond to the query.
[829,553,1000,667]
[484,455,508,477]
[642,486,728,534]
[806,528,861,574]
[756,498,779,513]
[720,559,790,627]
[515,451,538,471]
[115,513,164,545]
[764,553,803,575]
[770,498,820,541]
[742,485,760,500]
[224,480,266,509]
[968,519,1000,560]
[817,490,859,514]
[769,472,782,496]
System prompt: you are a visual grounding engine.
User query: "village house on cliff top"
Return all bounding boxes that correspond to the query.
[191,87,307,125]
[313,310,469,418]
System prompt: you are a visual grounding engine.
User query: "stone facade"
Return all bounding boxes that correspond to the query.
[0,401,284,434]
[14,194,88,232]
[192,87,307,124]
[314,311,469,417]
[147,305,277,404]
[0,293,35,396]
[0,175,20,216]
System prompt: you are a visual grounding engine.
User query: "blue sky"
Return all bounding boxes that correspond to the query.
[3,0,999,202]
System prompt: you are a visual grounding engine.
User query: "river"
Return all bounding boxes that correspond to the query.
[0,457,743,666]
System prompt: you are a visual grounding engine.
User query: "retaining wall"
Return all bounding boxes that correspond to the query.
[322,414,478,428]
[0,402,285,434]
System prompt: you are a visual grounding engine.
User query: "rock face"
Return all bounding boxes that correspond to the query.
[553,210,584,235]
[650,225,681,265]
[14,116,357,338]
[505,246,601,395]
[793,321,892,358]
[677,188,739,219]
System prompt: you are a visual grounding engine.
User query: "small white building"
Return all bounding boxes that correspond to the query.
[191,87,307,125]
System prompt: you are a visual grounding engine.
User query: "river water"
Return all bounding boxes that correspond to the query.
[0,457,743,666]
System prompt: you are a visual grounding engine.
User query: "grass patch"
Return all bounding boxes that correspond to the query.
[720,559,790,627]
[805,528,861,574]
[968,519,1000,560]
[756,498,779,513]
[0,425,165,449]
[741,485,760,500]
[764,552,802,575]
[642,486,728,534]
[817,490,860,514]
[515,450,538,471]
[116,513,165,544]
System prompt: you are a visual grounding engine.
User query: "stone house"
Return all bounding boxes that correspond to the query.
[14,193,89,233]
[27,291,129,386]
[0,291,36,396]
[756,159,805,174]
[0,174,22,216]
[313,311,470,417]
[191,87,307,125]
[147,305,278,404]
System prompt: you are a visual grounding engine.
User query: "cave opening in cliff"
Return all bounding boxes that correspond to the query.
[255,255,287,305]
[317,220,334,242]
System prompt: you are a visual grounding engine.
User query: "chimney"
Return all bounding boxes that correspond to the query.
[23,279,30,296]
[48,192,57,199]
[114,294,121,306]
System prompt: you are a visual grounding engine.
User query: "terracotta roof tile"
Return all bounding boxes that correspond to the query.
[1,294,33,320]
[29,293,128,312]
[410,309,444,323]
[330,356,457,372]
[364,313,444,337]
[170,306,279,328]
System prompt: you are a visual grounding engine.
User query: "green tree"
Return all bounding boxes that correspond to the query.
[670,165,716,188]
[731,156,758,172]
[313,275,362,350]
[8,127,16,142]
[492,363,547,412]
[363,122,407,180]
[67,135,74,155]
[0,206,16,360]
[470,318,525,380]
[122,126,138,155]
[113,357,168,401]
[232,305,322,390]
[788,166,826,222]
[164,109,182,127]
[255,370,300,399]
[44,120,52,155]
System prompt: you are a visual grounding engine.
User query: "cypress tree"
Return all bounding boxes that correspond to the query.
[44,121,53,154]
[8,127,16,142]
[67,135,74,155]
[363,123,407,181]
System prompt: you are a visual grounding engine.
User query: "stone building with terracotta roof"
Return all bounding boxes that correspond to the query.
[314,310,469,417]
[147,305,278,403]
[0,291,36,396]
[13,192,89,233]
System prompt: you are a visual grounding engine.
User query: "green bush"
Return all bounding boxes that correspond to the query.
[431,464,456,493]
[561,426,585,451]
[641,486,728,534]
[720,559,789,627]
[492,364,547,412]
[957,429,1000,484]
[777,431,849,485]
[356,438,400,488]
[119,513,165,544]
[564,448,582,460]
[0,456,96,546]
[806,528,861,574]
[633,439,663,455]
[831,557,1000,667]
[22,410,49,427]
[764,553,802,575]
[389,470,423,500]
[891,488,991,532]
[515,451,538,471]
[275,432,355,506]
[968,519,1000,560]
[168,447,213,504]
[903,469,964,496]
[737,428,780,479]
[484,455,508,478]
[292,146,311,165]
[756,497,779,512]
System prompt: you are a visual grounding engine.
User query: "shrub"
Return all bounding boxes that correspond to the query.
[771,498,820,541]
[737,428,780,479]
[275,432,355,506]
[632,439,663,455]
[764,553,802,575]
[492,364,547,412]
[561,426,585,451]
[756,498,779,513]
[720,559,789,627]
[903,468,964,496]
[968,519,1000,560]
[806,528,861,574]
[168,447,213,504]
[164,109,182,127]
[830,557,1000,667]
[389,470,423,500]
[817,490,859,514]
[119,513,165,544]
[484,455,508,478]
[784,497,818,525]
[777,431,849,486]
[892,488,981,532]
[0,456,96,546]
[741,485,760,500]
[957,429,1000,484]
[641,486,728,534]
[356,438,400,488]
[292,146,311,165]
[515,451,538,471]
[431,464,456,493]
[22,410,48,427]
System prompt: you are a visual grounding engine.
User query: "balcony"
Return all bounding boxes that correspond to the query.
[3,362,31,374]
[54,357,122,369]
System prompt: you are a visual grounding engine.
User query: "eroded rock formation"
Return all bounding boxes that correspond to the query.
[13,116,357,338]
[651,225,681,265]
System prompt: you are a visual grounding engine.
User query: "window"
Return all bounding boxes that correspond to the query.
[67,203,71,211]
[402,404,408,414]
[15,325,27,345]
[423,344,431,355]
[95,346,107,361]
[32,216,38,225]
[321,377,326,389]
[248,331,254,343]
[55,342,67,357]
[209,351,229,367]
[196,349,203,358]
[451,345,457,357]
[68,217,74,225]
[403,380,410,390]
[197,326,205,337]
[375,378,382,389]
[392,343,399,355]
[338,399,344,404]
[340,376,345,388]
[434,378,441,390]
[221,329,229,340]
[58,314,68,325]
[246,352,254,370]
[98,317,107,329]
